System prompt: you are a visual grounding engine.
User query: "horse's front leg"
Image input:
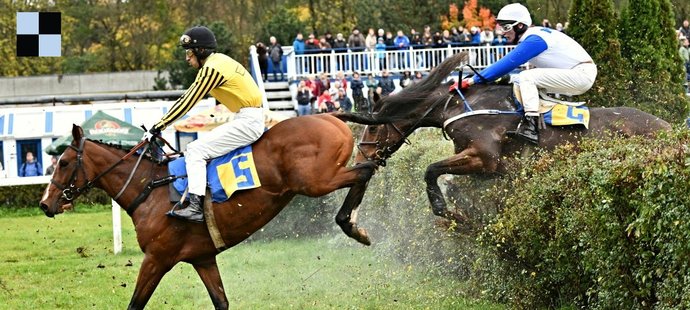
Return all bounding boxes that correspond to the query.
[192,257,229,310]
[127,254,175,310]
[334,161,377,246]
[424,146,497,219]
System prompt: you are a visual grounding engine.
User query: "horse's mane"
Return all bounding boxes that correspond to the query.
[88,139,132,152]
[373,52,470,122]
[87,138,167,165]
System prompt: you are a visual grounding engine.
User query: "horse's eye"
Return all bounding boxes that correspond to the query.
[59,160,69,167]
[368,126,378,133]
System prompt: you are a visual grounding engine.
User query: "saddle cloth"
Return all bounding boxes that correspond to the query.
[168,145,261,203]
[513,84,590,128]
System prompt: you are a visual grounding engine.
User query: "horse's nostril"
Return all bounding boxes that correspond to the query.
[39,203,51,216]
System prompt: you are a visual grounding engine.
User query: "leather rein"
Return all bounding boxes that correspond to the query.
[356,93,452,166]
[50,137,150,203]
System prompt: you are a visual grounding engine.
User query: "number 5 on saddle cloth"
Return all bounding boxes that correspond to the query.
[168,145,262,203]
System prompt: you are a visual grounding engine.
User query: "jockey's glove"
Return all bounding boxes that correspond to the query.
[142,126,161,142]
[448,78,474,92]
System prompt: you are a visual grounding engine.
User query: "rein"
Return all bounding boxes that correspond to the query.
[51,138,150,202]
[358,93,448,166]
[442,87,522,130]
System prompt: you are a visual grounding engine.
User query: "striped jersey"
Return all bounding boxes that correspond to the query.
[154,53,263,131]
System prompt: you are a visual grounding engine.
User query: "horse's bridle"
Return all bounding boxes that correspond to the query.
[357,122,410,167]
[356,94,451,166]
[50,137,149,202]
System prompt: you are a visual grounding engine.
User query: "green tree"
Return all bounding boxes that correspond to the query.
[620,0,688,123]
[567,0,633,107]
[260,7,307,48]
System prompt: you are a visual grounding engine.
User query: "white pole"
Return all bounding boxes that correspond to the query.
[111,199,122,255]
[248,45,269,108]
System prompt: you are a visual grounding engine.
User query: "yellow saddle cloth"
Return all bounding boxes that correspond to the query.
[513,84,590,129]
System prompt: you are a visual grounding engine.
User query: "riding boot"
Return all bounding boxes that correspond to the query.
[167,193,205,223]
[510,115,539,145]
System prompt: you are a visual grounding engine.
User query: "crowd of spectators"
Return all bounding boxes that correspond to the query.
[291,68,430,115]
[287,20,569,56]
[258,18,689,116]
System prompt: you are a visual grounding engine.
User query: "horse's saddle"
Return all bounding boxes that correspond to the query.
[512,84,590,129]
[168,145,262,203]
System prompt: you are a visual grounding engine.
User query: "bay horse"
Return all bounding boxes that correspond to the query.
[335,52,671,220]
[39,114,377,309]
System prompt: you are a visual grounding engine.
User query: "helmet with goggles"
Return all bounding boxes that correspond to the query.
[496,3,532,29]
[179,26,217,50]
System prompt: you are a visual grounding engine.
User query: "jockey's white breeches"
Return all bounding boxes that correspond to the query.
[185,107,264,196]
[517,63,597,116]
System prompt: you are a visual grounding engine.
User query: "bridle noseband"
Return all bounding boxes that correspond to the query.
[357,123,409,167]
[50,137,90,201]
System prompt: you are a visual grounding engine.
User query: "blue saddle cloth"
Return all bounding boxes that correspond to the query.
[168,145,261,203]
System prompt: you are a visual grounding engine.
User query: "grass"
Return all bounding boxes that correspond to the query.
[0,209,503,309]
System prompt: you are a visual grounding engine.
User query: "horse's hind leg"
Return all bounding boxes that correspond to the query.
[127,254,174,310]
[192,258,229,310]
[335,161,377,246]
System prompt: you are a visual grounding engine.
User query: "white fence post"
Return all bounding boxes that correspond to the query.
[112,199,122,255]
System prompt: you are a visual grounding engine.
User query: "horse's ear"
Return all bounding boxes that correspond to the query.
[72,124,84,141]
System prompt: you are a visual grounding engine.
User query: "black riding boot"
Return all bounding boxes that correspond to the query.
[511,115,539,144]
[167,193,205,223]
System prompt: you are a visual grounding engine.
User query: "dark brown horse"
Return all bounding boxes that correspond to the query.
[39,114,377,309]
[335,52,671,219]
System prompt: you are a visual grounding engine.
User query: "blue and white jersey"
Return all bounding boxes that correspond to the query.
[473,27,593,83]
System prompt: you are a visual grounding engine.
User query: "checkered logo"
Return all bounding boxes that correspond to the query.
[16,12,61,57]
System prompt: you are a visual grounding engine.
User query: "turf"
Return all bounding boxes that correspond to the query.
[0,210,502,309]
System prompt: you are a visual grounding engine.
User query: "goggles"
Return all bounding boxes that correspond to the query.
[185,49,194,57]
[499,21,521,32]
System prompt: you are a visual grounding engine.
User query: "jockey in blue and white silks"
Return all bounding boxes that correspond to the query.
[461,3,597,144]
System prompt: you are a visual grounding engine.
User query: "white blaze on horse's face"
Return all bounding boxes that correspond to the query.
[42,153,65,202]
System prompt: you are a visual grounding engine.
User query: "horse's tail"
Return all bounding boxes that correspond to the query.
[331,112,383,125]
[375,52,469,122]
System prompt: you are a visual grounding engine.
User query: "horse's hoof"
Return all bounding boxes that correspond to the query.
[432,206,448,217]
[353,226,371,246]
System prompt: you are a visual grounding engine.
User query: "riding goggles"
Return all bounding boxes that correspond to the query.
[499,21,521,32]
[185,49,195,57]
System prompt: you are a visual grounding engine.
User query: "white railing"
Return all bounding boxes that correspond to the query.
[286,45,516,80]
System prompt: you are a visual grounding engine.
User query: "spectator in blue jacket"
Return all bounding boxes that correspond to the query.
[394,30,410,69]
[293,33,305,73]
[19,151,42,177]
[293,33,305,55]
[470,27,482,45]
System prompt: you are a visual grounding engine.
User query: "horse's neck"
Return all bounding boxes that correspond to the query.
[88,143,164,216]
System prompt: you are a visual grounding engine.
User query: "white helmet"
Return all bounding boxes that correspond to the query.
[497,3,532,26]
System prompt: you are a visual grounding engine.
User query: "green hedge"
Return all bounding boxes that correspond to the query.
[476,129,690,309]
[0,184,109,209]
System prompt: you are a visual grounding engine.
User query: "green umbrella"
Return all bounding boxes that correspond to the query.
[45,110,145,155]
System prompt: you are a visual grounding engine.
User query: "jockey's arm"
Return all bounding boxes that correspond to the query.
[472,35,547,84]
[153,67,225,131]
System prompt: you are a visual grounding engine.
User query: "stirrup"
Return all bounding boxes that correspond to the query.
[166,189,189,216]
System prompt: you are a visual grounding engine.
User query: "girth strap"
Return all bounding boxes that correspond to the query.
[203,188,228,252]
[126,175,178,216]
